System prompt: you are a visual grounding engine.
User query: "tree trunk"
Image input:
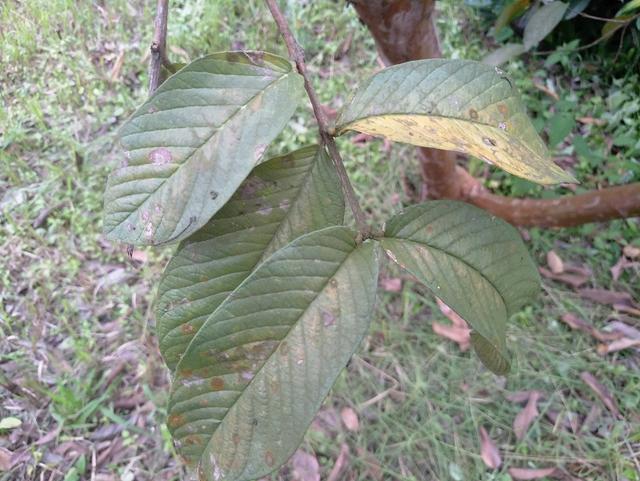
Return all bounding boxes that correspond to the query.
[351,0,640,226]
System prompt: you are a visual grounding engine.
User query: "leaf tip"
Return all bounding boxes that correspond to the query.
[470,332,511,376]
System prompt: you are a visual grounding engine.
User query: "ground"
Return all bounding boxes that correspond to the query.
[1,1,639,480]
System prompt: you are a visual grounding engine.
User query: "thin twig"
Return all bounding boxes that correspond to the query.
[265,0,370,236]
[578,11,629,23]
[149,0,169,93]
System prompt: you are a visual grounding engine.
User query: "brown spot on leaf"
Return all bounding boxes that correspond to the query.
[167,414,185,428]
[497,103,508,116]
[181,323,195,334]
[148,147,172,165]
[264,451,274,467]
[254,144,268,162]
[211,377,225,391]
[322,309,336,327]
[469,109,478,120]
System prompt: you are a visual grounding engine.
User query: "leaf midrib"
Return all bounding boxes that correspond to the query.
[158,149,324,348]
[177,234,358,471]
[382,236,508,338]
[338,112,547,162]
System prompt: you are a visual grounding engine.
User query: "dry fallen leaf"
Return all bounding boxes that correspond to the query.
[505,390,543,403]
[291,450,320,481]
[432,322,471,351]
[547,250,564,274]
[479,426,501,469]
[437,298,469,329]
[623,245,640,259]
[340,407,360,432]
[0,447,12,471]
[513,391,541,440]
[539,267,590,288]
[380,277,402,293]
[614,303,640,317]
[597,337,640,355]
[508,467,558,480]
[578,289,635,306]
[608,320,640,339]
[130,249,148,263]
[327,444,350,481]
[356,447,383,481]
[580,372,621,419]
[559,313,622,342]
[577,116,606,126]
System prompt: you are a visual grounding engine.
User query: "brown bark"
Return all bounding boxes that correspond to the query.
[457,167,640,227]
[352,0,460,200]
[351,0,640,226]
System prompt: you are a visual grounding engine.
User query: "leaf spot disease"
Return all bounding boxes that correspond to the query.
[210,190,218,200]
[469,109,478,120]
[148,147,173,165]
[144,222,154,238]
[211,377,225,391]
[254,144,268,162]
[322,309,336,327]
[264,451,275,467]
[180,323,195,334]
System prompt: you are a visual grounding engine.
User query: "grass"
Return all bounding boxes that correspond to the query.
[1,0,639,480]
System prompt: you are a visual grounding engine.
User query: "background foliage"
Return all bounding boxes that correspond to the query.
[1,1,639,480]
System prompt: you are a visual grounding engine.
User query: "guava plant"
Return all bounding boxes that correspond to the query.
[102,3,575,480]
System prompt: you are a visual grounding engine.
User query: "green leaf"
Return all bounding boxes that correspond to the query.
[381,201,540,375]
[160,62,188,83]
[523,1,569,50]
[483,43,526,66]
[620,0,640,16]
[103,51,304,246]
[564,0,591,20]
[494,0,531,33]
[168,227,380,481]
[548,113,576,146]
[155,146,344,371]
[0,417,22,430]
[336,59,576,185]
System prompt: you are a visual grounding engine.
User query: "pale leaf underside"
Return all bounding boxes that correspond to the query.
[382,201,540,374]
[104,51,303,245]
[155,146,344,371]
[168,227,380,481]
[336,59,576,185]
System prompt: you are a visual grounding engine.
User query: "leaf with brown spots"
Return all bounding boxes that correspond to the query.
[337,59,576,184]
[155,146,344,370]
[167,227,380,481]
[104,51,304,245]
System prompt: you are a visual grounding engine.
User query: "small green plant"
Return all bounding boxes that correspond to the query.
[102,3,576,480]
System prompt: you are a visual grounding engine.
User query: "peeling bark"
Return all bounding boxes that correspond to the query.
[352,0,640,226]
